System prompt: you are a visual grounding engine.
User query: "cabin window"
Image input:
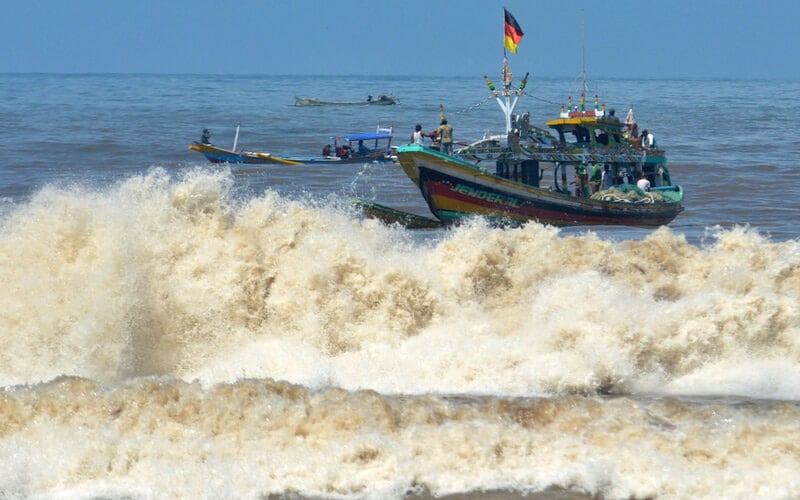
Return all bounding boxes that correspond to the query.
[572,126,590,144]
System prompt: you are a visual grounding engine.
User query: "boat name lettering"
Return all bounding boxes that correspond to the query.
[452,184,521,207]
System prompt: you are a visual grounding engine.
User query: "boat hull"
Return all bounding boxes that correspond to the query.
[188,143,300,165]
[294,95,397,106]
[397,145,683,227]
[188,142,394,165]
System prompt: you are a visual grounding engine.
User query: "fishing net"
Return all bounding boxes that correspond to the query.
[590,185,670,204]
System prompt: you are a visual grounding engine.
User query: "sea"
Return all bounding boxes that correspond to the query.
[1,73,800,499]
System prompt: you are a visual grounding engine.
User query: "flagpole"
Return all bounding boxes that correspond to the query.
[497,9,524,134]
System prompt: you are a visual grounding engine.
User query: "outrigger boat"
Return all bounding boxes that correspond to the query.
[189,124,396,165]
[293,94,398,106]
[383,30,683,227]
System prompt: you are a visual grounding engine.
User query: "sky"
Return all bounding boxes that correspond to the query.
[2,0,799,79]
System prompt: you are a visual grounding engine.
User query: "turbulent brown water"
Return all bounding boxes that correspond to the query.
[1,74,799,498]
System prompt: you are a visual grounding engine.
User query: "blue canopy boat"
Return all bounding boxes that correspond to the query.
[189,124,396,165]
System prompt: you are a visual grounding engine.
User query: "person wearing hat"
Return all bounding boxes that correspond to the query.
[436,118,454,155]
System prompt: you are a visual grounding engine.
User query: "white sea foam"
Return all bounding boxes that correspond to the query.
[1,170,799,399]
[2,171,800,498]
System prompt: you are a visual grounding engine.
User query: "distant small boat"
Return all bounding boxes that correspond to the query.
[293,94,398,106]
[189,124,396,165]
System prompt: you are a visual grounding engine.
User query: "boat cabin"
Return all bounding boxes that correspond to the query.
[545,113,625,148]
[324,125,394,159]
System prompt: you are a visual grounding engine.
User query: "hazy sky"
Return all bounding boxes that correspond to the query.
[3,0,798,79]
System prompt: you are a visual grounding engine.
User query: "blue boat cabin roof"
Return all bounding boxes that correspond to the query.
[339,131,393,141]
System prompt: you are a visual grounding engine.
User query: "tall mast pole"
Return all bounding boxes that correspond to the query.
[581,9,587,94]
[486,10,525,134]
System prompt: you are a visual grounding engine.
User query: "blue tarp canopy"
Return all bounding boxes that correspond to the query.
[339,131,392,141]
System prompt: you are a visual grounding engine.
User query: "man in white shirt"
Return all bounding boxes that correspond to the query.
[637,171,651,192]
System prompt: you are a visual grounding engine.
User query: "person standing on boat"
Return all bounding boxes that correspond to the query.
[641,129,656,149]
[590,163,603,193]
[437,118,454,155]
[601,164,615,189]
[411,124,426,145]
[201,129,211,144]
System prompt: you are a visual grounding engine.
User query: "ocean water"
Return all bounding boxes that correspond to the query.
[1,73,800,499]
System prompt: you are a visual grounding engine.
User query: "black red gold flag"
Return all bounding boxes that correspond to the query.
[504,9,524,54]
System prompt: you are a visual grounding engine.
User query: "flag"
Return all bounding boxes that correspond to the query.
[504,9,524,54]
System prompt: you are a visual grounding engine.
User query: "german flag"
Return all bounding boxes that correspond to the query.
[504,9,524,54]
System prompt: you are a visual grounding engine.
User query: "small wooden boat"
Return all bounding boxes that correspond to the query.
[353,199,443,229]
[293,94,398,106]
[188,142,302,165]
[189,125,396,165]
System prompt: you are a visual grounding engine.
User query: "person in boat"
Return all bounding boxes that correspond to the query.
[411,124,426,145]
[590,163,603,193]
[601,164,615,189]
[322,144,332,156]
[367,95,373,102]
[336,145,350,158]
[201,129,211,144]
[437,118,454,155]
[641,129,656,149]
[637,171,651,192]
[357,140,370,155]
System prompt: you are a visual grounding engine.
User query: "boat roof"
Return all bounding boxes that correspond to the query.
[546,113,624,130]
[338,131,393,141]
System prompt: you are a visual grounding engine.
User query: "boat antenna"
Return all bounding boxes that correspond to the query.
[581,9,587,94]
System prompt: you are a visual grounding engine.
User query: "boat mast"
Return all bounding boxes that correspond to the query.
[581,9,587,96]
[485,54,527,135]
[232,122,240,151]
[486,9,528,135]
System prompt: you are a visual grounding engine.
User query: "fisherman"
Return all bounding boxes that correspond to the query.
[637,171,651,192]
[601,164,615,189]
[589,163,603,193]
[641,129,656,149]
[411,124,425,145]
[576,163,590,197]
[436,118,454,155]
[201,129,211,144]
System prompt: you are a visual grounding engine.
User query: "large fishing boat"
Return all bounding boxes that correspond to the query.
[379,13,683,228]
